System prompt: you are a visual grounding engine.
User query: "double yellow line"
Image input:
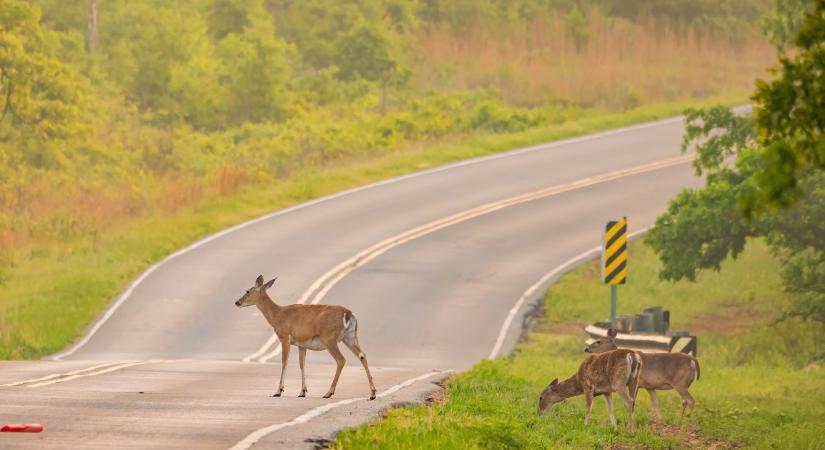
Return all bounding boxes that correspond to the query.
[1,360,170,388]
[243,153,693,363]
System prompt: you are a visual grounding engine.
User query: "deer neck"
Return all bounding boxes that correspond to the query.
[256,294,283,331]
[558,375,584,399]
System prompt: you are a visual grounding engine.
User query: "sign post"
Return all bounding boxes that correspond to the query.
[602,218,627,328]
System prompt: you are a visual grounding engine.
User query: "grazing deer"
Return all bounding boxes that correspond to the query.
[235,275,377,400]
[585,328,700,421]
[539,349,643,429]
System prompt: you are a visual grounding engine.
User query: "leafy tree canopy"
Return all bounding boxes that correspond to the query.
[647,0,825,324]
[0,0,88,142]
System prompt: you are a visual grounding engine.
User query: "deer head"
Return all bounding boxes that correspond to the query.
[538,377,580,414]
[584,328,619,353]
[235,275,277,307]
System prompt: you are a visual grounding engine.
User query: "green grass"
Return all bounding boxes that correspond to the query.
[0,95,746,359]
[333,240,825,449]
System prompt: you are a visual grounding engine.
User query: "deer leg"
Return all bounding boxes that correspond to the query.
[604,392,617,429]
[274,340,290,397]
[583,390,594,426]
[298,347,307,397]
[676,387,696,417]
[647,389,662,423]
[616,388,636,430]
[323,342,346,399]
[343,339,376,400]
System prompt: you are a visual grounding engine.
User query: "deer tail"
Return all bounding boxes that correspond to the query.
[626,352,643,401]
[343,310,358,335]
[691,358,700,383]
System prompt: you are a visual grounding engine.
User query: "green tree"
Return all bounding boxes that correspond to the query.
[761,0,812,50]
[565,4,588,50]
[750,0,825,209]
[0,0,87,141]
[217,6,295,123]
[98,2,194,116]
[334,23,399,82]
[206,0,251,40]
[647,1,825,324]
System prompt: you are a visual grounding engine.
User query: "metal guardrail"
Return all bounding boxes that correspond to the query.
[584,324,698,357]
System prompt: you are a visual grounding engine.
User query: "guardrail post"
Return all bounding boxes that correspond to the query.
[610,285,617,328]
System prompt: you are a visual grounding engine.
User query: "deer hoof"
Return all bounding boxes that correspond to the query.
[298,391,307,398]
[322,393,333,399]
[272,390,283,397]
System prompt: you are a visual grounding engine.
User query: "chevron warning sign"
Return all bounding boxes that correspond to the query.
[603,218,627,285]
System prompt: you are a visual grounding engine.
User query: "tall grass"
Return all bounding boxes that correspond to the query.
[414,10,774,108]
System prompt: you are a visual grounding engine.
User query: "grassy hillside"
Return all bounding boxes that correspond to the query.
[334,240,825,449]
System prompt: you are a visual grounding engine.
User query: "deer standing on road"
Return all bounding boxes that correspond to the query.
[235,275,377,400]
[538,348,643,429]
[585,328,700,421]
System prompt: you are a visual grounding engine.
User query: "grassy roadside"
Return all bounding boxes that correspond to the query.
[0,95,746,359]
[333,240,825,449]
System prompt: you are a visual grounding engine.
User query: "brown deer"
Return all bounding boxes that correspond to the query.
[538,349,643,429]
[585,328,700,421]
[235,275,377,400]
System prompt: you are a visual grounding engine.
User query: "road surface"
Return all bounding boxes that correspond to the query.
[0,116,705,448]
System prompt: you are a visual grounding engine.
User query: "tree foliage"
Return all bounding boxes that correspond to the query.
[751,0,825,208]
[648,0,825,324]
[0,0,87,141]
[761,0,812,50]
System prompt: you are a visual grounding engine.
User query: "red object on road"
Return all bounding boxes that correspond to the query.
[1,424,44,432]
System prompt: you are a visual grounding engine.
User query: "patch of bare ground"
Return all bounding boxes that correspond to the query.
[648,422,735,450]
[423,379,448,406]
[686,306,774,336]
[374,379,449,421]
[532,320,589,336]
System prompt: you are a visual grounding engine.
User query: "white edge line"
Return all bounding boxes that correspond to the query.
[50,113,699,361]
[227,370,450,450]
[488,228,650,359]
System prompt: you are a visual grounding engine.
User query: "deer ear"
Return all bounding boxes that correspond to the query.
[550,378,558,386]
[608,328,618,338]
[263,277,277,289]
[255,275,264,287]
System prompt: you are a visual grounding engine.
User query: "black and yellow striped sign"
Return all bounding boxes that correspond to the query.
[603,218,627,285]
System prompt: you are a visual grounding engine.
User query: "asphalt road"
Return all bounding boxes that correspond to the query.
[0,116,705,448]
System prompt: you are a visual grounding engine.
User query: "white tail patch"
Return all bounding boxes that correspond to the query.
[346,314,357,333]
[625,354,634,385]
[691,360,698,383]
[625,353,642,386]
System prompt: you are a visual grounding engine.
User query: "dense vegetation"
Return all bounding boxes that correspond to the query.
[1,0,773,266]
[0,0,774,356]
[335,240,825,448]
[648,0,825,329]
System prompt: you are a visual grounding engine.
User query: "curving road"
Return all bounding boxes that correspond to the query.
[0,116,705,448]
